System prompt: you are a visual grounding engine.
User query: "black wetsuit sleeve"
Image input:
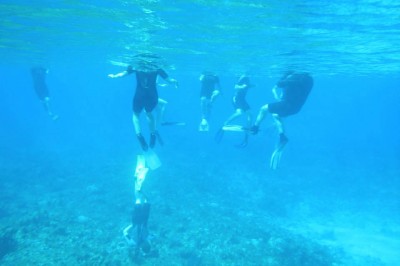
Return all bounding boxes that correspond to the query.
[157,69,169,80]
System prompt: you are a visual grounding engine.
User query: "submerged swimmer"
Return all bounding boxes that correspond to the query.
[198,71,222,131]
[108,55,178,151]
[215,74,253,147]
[251,71,313,169]
[31,66,59,120]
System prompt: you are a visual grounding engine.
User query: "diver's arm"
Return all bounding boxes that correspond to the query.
[108,70,129,78]
[165,77,179,89]
[234,83,247,90]
[156,76,168,87]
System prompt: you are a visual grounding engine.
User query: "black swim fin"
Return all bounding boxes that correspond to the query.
[137,134,148,151]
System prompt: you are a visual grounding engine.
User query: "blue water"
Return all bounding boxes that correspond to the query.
[1,1,400,265]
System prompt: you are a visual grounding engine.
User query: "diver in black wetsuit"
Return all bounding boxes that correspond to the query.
[215,74,253,147]
[123,156,156,259]
[251,71,313,169]
[123,198,153,258]
[108,57,178,151]
[198,71,222,131]
[31,66,59,120]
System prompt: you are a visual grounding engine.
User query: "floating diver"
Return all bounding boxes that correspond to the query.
[155,82,186,131]
[198,71,222,131]
[250,71,313,169]
[108,54,178,151]
[123,154,158,259]
[30,66,59,120]
[215,74,253,147]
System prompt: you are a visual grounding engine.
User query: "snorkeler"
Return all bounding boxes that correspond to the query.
[199,71,222,131]
[156,81,186,129]
[108,55,178,151]
[215,74,253,147]
[251,71,313,169]
[30,66,59,120]
[123,155,154,258]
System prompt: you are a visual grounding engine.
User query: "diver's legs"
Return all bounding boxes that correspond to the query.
[238,110,252,147]
[42,97,52,114]
[199,97,211,131]
[145,112,156,133]
[156,98,168,128]
[224,109,243,125]
[254,104,269,127]
[145,112,158,148]
[245,110,252,128]
[200,96,211,121]
[272,113,284,135]
[133,113,148,151]
[132,112,142,135]
[42,97,58,120]
[132,203,152,255]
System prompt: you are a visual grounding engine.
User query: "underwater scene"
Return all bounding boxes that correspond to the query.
[1,1,399,265]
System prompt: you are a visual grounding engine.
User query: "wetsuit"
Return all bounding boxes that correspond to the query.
[126,66,168,114]
[200,74,220,99]
[31,67,49,100]
[268,72,313,117]
[233,76,250,111]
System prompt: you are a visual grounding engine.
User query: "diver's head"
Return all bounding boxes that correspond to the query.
[31,66,48,75]
[202,70,215,76]
[282,70,295,78]
[134,53,160,72]
[136,59,158,72]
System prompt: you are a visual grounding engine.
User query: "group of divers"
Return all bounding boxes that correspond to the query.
[30,54,313,258]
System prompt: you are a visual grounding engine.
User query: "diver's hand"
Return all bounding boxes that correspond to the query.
[169,78,179,89]
[249,125,259,135]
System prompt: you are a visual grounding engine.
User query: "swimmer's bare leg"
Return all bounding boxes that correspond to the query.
[250,104,268,134]
[145,112,156,133]
[42,97,58,120]
[224,109,243,126]
[145,111,163,148]
[236,110,252,148]
[216,109,241,143]
[272,113,284,135]
[156,98,168,129]
[132,112,141,135]
[133,113,148,151]
[199,97,211,131]
[200,97,211,120]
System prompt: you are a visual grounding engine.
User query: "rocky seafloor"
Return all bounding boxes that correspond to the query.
[0,147,396,265]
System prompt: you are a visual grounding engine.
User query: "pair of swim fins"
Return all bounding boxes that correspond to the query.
[137,132,163,151]
[136,151,161,174]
